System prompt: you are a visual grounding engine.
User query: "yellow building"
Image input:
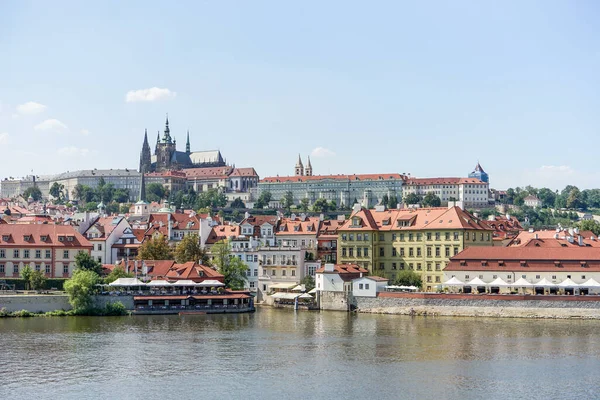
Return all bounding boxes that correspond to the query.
[337,206,493,291]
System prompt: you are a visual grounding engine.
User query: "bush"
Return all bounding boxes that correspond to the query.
[103,301,127,316]
[44,310,73,317]
[1,278,67,291]
[13,310,34,317]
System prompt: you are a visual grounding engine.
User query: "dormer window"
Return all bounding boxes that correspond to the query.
[40,235,48,242]
[67,236,74,242]
[520,261,526,267]
[23,235,31,241]
[1,235,9,241]
[498,261,505,266]
[58,236,65,242]
[294,226,300,232]
[481,261,487,266]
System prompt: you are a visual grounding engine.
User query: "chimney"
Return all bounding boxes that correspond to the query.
[534,233,538,239]
[352,203,361,213]
[319,213,324,221]
[578,235,583,246]
[324,263,334,272]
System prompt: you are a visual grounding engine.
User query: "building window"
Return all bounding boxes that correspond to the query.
[349,234,354,241]
[24,250,30,258]
[379,248,384,257]
[364,248,369,257]
[342,234,347,241]
[417,263,422,271]
[465,232,470,240]
[409,248,414,257]
[13,250,19,258]
[400,233,405,241]
[465,275,470,280]
[35,250,41,259]
[365,284,370,290]
[391,234,397,241]
[392,248,397,257]
[392,262,397,270]
[454,232,459,240]
[427,247,432,257]
[435,232,440,241]
[359,284,364,289]
[426,233,432,241]
[98,244,103,251]
[379,234,384,241]
[445,232,450,241]
[342,248,347,257]
[400,248,405,257]
[14,265,19,274]
[408,233,414,241]
[552,275,556,280]
[254,269,258,276]
[427,276,432,283]
[427,263,432,271]
[271,269,276,276]
[0,264,4,273]
[282,270,286,276]
[445,247,450,257]
[400,262,405,270]
[435,276,440,283]
[416,233,422,241]
[417,248,421,257]
[0,250,4,258]
[45,250,51,259]
[435,263,441,271]
[291,270,295,276]
[357,248,362,257]
[45,265,51,274]
[63,250,69,259]
[379,263,385,270]
[454,247,459,256]
[409,263,414,270]
[435,247,440,257]
[263,285,267,291]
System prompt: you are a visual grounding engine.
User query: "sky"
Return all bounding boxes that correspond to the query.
[1,1,599,190]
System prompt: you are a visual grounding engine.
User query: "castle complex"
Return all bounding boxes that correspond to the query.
[139,116,226,173]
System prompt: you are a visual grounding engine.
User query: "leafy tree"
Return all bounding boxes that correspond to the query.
[23,186,42,201]
[64,269,99,312]
[422,192,441,207]
[146,183,166,203]
[281,191,294,213]
[578,220,600,236]
[566,187,583,209]
[255,191,272,209]
[403,193,421,205]
[388,195,399,209]
[230,197,245,208]
[312,198,329,212]
[84,201,99,212]
[381,194,389,207]
[97,177,106,188]
[49,182,65,201]
[197,189,227,209]
[537,188,556,208]
[75,251,103,275]
[328,200,337,211]
[299,198,310,212]
[137,234,173,260]
[99,183,115,203]
[175,233,209,264]
[300,275,315,292]
[112,188,130,203]
[105,202,120,215]
[29,270,47,290]
[393,270,422,288]
[20,264,33,290]
[104,266,133,284]
[72,183,86,202]
[211,240,247,290]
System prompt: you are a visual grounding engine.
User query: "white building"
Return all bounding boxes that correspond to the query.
[524,195,543,208]
[352,276,389,297]
[315,263,367,293]
[402,177,491,208]
[82,216,131,264]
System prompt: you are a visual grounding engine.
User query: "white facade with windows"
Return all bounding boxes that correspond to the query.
[352,276,388,297]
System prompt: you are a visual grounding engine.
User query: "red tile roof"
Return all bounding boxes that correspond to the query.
[205,224,240,244]
[185,166,233,179]
[229,167,258,177]
[0,224,92,248]
[260,173,406,183]
[276,216,321,236]
[316,264,368,274]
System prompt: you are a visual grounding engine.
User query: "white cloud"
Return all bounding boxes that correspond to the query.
[538,165,575,174]
[57,146,89,156]
[80,129,90,136]
[34,118,68,132]
[16,101,47,115]
[311,147,336,158]
[0,132,9,145]
[126,87,176,102]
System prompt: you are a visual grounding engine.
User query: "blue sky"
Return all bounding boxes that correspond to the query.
[1,1,598,190]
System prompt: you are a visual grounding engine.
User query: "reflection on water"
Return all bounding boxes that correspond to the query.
[1,309,600,399]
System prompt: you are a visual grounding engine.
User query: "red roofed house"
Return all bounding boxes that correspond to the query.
[445,247,600,294]
[0,224,92,278]
[83,216,132,264]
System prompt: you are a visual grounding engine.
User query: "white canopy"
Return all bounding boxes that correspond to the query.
[146,279,172,287]
[291,284,305,292]
[298,293,313,299]
[270,292,299,300]
[195,279,225,287]
[511,278,533,287]
[108,278,146,287]
[308,288,317,294]
[581,278,600,288]
[269,283,298,290]
[488,277,510,287]
[534,278,556,287]
[407,286,419,291]
[172,280,197,287]
[442,277,464,286]
[557,278,579,288]
[467,277,487,286]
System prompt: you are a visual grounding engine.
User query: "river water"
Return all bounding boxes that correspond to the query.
[1,308,600,399]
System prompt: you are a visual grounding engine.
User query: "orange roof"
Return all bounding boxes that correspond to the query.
[185,166,233,179]
[339,206,492,231]
[316,264,368,274]
[205,224,240,244]
[276,216,321,236]
[164,261,224,282]
[446,247,600,272]
[0,224,92,248]
[260,173,406,183]
[145,171,186,178]
[508,230,597,247]
[229,167,258,177]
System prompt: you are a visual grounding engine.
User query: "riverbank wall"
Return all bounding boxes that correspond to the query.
[353,293,600,319]
[0,295,134,313]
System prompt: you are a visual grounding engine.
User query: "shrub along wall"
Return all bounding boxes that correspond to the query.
[1,278,67,291]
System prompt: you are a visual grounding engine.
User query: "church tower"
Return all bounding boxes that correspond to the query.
[305,156,313,176]
[186,130,191,154]
[155,115,177,172]
[139,129,152,173]
[295,154,304,176]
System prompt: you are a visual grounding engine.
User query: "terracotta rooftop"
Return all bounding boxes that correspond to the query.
[0,224,92,248]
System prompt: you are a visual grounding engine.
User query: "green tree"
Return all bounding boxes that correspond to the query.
[393,270,422,288]
[49,182,64,201]
[112,188,130,203]
[381,194,389,207]
[255,191,272,209]
[388,195,399,209]
[566,187,583,209]
[578,220,600,236]
[137,234,173,260]
[299,198,310,212]
[23,186,42,201]
[211,240,247,290]
[537,188,556,208]
[104,266,133,284]
[99,183,115,203]
[105,202,120,215]
[146,183,166,203]
[20,264,33,290]
[281,191,294,213]
[29,270,47,290]
[64,269,99,312]
[230,197,245,208]
[197,189,227,209]
[422,192,441,207]
[175,233,209,264]
[75,251,103,275]
[312,198,329,212]
[403,193,421,205]
[300,275,315,292]
[328,200,337,211]
[72,183,85,201]
[119,203,132,213]
[84,201,99,212]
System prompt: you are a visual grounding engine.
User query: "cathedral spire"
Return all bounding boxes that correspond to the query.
[139,129,152,173]
[186,130,191,154]
[295,154,304,176]
[163,114,172,143]
[305,156,313,176]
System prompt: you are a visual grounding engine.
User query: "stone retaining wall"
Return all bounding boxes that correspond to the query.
[0,295,71,313]
[352,293,600,319]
